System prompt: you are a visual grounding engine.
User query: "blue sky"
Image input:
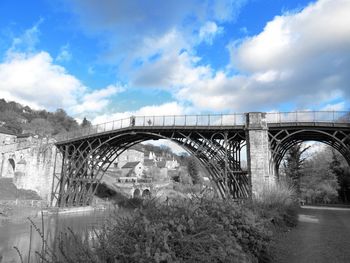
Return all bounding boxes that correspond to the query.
[0,0,349,124]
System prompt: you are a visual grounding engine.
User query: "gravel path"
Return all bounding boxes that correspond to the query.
[270,206,350,263]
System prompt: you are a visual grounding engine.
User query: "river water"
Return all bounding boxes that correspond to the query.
[0,209,118,262]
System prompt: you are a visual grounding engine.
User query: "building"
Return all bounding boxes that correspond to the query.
[114,148,144,168]
[165,158,179,170]
[121,161,144,178]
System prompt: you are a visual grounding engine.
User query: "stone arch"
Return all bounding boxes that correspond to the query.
[6,158,16,176]
[142,189,151,198]
[8,158,15,171]
[133,188,141,198]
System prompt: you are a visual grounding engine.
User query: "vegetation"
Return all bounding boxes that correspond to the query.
[0,98,90,135]
[20,183,298,263]
[283,144,310,194]
[282,143,350,204]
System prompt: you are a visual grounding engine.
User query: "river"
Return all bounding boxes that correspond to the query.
[0,208,119,262]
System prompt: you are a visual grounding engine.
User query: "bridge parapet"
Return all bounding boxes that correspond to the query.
[55,111,350,143]
[55,113,246,142]
[266,111,350,124]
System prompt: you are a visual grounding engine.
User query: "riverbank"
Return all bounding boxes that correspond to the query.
[0,200,113,226]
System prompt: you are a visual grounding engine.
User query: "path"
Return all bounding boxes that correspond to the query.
[270,205,350,263]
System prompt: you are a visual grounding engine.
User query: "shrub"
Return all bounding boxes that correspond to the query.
[34,195,273,263]
[252,180,299,228]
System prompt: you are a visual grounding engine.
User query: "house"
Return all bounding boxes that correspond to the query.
[165,158,179,169]
[121,161,144,178]
[114,148,144,168]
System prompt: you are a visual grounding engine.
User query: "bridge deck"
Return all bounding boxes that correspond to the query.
[55,111,350,145]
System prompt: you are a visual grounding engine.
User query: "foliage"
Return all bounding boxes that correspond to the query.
[252,180,299,228]
[23,118,54,136]
[330,150,350,203]
[81,117,92,128]
[187,157,201,184]
[32,192,303,263]
[300,149,339,204]
[283,143,310,194]
[0,99,82,135]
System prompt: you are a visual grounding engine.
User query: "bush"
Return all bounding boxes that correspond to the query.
[30,183,298,263]
[35,195,274,263]
[252,180,299,228]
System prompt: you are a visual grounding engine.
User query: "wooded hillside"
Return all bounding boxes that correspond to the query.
[0,98,84,135]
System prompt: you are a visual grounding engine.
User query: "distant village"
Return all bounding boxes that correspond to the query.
[106,146,185,184]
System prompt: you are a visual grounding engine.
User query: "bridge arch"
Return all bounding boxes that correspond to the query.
[53,129,248,206]
[133,188,141,198]
[269,128,350,171]
[142,189,151,198]
[8,158,15,171]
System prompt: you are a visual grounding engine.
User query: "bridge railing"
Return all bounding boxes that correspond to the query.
[265,111,350,124]
[55,111,350,142]
[55,114,246,142]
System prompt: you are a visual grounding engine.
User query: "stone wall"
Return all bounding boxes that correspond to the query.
[0,141,60,202]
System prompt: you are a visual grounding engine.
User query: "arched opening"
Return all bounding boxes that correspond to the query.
[133,188,141,198]
[273,133,350,205]
[55,128,249,207]
[142,189,151,198]
[6,158,16,177]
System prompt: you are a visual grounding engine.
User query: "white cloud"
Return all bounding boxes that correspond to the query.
[92,102,187,124]
[71,84,125,114]
[199,21,223,44]
[66,0,247,65]
[139,0,350,112]
[56,44,72,62]
[0,51,121,115]
[6,18,43,56]
[321,102,346,111]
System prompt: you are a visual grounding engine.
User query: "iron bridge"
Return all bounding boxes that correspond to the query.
[51,111,350,207]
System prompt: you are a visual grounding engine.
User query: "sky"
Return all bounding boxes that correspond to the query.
[0,0,349,125]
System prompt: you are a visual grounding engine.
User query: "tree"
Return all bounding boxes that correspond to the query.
[81,117,92,128]
[187,157,201,185]
[24,118,54,136]
[283,143,310,194]
[330,150,350,203]
[301,149,339,204]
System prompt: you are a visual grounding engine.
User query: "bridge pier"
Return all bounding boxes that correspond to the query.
[246,112,276,196]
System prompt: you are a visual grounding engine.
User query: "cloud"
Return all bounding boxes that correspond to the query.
[56,44,72,62]
[65,0,247,65]
[6,18,43,56]
[136,0,350,112]
[72,84,125,114]
[92,101,187,124]
[0,51,121,115]
[199,21,223,45]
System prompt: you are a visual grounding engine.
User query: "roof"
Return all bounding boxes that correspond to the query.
[157,160,166,168]
[121,161,141,169]
[0,127,16,136]
[16,133,34,138]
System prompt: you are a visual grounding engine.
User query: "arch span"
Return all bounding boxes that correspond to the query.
[269,128,350,171]
[52,129,248,207]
